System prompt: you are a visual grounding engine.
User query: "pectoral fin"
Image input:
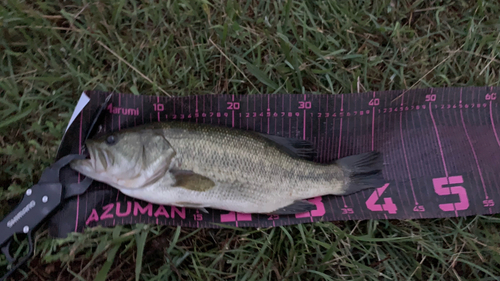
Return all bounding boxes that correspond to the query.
[171,170,215,192]
[268,200,317,215]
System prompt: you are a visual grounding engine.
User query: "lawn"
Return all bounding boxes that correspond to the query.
[2,0,500,280]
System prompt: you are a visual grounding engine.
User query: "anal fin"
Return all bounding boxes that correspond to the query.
[268,200,316,215]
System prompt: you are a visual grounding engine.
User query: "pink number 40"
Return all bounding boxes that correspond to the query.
[365,183,397,214]
[432,176,469,212]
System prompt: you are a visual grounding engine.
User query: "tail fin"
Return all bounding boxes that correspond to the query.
[335,151,385,195]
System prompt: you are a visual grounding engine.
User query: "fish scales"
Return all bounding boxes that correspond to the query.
[70,121,385,214]
[162,123,343,205]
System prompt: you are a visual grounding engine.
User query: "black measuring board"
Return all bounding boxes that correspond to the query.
[49,86,500,238]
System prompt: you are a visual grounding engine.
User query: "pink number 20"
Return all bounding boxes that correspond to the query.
[220,212,252,223]
[432,176,469,212]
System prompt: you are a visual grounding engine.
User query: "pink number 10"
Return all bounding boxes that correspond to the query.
[432,176,469,212]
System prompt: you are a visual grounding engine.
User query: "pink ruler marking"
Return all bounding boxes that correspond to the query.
[429,100,449,176]
[343,116,356,212]
[232,95,235,128]
[408,94,424,180]
[351,96,364,218]
[416,102,441,179]
[337,95,350,218]
[74,109,84,232]
[371,92,375,151]
[398,94,419,208]
[490,100,500,149]
[115,94,121,204]
[329,96,343,213]
[428,89,460,217]
[118,93,121,130]
[157,96,160,122]
[268,95,271,134]
[303,94,306,140]
[459,89,488,201]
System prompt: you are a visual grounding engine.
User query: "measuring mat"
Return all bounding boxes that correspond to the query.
[48,87,500,238]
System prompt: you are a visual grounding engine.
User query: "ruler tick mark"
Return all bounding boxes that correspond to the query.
[429,102,449,177]
[399,96,419,206]
[490,100,500,149]
[458,90,489,204]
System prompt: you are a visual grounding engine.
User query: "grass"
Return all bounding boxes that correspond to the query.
[1,0,500,280]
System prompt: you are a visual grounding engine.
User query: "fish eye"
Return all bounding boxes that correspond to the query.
[106,135,117,145]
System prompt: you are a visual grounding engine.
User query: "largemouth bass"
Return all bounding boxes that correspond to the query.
[70,121,385,215]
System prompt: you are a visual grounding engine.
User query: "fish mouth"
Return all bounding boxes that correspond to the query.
[70,156,94,175]
[71,141,113,174]
[69,143,93,174]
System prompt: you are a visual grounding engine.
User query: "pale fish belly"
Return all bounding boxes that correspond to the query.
[116,128,343,213]
[117,172,337,213]
[117,182,289,213]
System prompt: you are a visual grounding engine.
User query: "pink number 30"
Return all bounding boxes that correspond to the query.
[295,197,326,218]
[432,176,469,212]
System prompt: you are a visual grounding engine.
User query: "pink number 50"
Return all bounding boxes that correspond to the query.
[432,176,469,211]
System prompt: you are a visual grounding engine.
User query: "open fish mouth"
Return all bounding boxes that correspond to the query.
[80,143,91,158]
[70,155,94,175]
[71,138,119,176]
[71,142,101,172]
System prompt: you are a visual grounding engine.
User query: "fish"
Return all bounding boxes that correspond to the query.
[70,121,385,215]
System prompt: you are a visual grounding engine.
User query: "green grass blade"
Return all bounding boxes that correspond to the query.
[135,226,149,281]
[95,242,122,281]
[244,62,279,91]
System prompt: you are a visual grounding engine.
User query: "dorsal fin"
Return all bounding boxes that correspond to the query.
[257,133,317,161]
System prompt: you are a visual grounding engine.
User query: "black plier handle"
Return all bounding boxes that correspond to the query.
[0,154,93,280]
[0,92,112,281]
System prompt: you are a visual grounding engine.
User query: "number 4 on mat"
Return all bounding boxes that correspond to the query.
[365,183,398,214]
